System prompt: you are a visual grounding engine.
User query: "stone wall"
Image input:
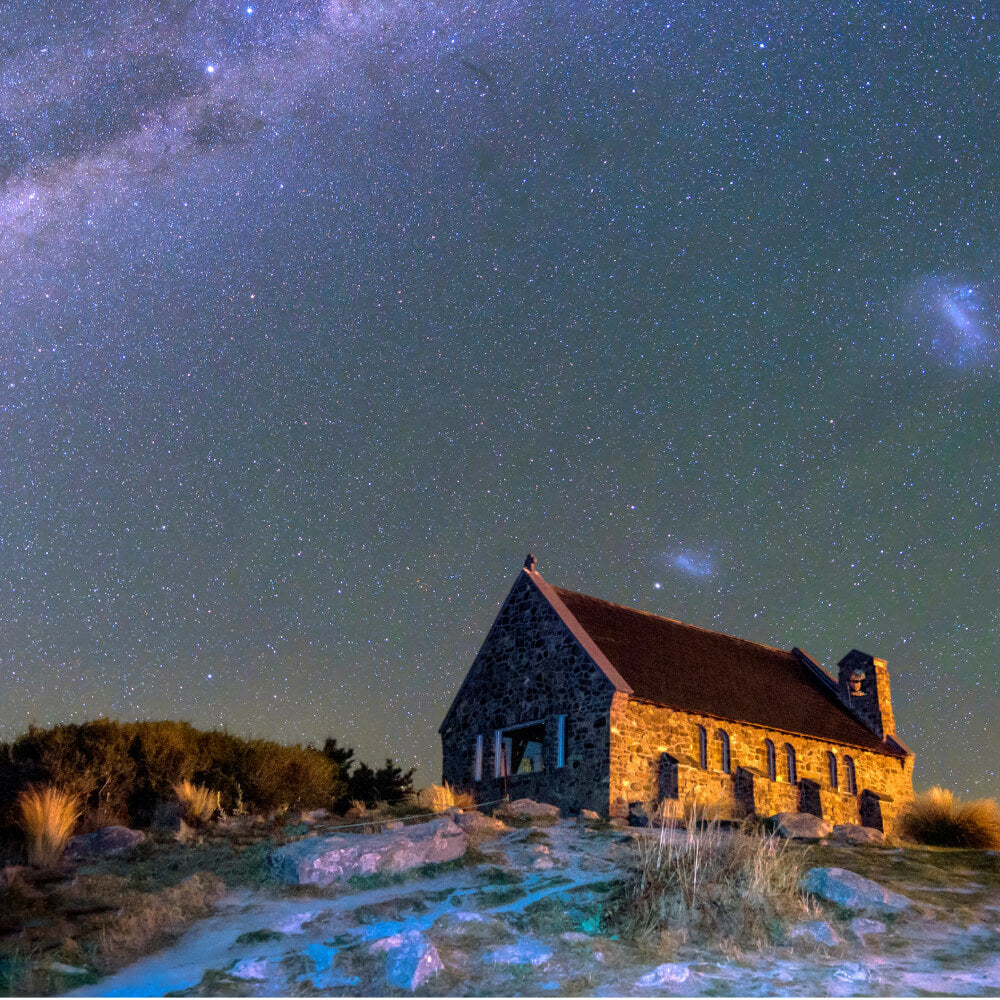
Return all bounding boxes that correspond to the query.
[440,571,617,814]
[609,698,915,831]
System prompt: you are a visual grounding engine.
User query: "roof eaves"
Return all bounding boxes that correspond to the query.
[526,567,633,695]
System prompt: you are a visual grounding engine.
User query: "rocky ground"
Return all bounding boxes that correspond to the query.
[57,806,1000,998]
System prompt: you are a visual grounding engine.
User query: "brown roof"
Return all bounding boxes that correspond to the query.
[549,582,906,757]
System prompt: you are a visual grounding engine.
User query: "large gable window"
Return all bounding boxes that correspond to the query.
[495,721,546,776]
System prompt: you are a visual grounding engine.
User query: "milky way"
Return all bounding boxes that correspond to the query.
[2,1,999,793]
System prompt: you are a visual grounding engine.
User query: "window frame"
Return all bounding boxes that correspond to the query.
[845,755,857,795]
[698,725,708,770]
[716,729,731,774]
[473,734,483,782]
[784,743,797,784]
[827,751,838,790]
[765,738,776,781]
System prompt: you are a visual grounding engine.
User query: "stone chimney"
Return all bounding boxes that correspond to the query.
[837,649,897,739]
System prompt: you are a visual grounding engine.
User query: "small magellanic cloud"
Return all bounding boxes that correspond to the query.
[671,551,714,578]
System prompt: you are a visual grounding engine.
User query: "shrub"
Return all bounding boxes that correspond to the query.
[346,758,415,807]
[607,807,807,947]
[899,786,1000,849]
[417,783,475,812]
[173,780,221,825]
[15,785,81,866]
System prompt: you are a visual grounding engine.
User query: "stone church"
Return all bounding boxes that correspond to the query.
[440,557,915,830]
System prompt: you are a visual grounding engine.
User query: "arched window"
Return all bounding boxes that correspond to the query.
[765,739,776,781]
[784,743,797,784]
[716,729,731,774]
[845,755,857,795]
[827,752,838,790]
[698,725,708,770]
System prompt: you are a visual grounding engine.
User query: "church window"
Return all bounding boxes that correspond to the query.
[845,755,857,795]
[496,720,545,776]
[784,743,797,784]
[716,729,731,773]
[765,739,776,781]
[698,725,708,770]
[827,751,838,790]
[556,715,566,768]
[473,734,483,782]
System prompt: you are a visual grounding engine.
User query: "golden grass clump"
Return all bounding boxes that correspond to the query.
[416,782,476,813]
[899,786,1000,849]
[173,780,221,825]
[609,806,808,948]
[15,785,82,867]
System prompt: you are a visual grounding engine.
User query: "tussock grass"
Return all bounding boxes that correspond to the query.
[15,785,81,867]
[899,786,1000,849]
[173,780,220,826]
[608,808,808,948]
[416,782,476,812]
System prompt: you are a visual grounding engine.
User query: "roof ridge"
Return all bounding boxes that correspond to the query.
[551,585,796,659]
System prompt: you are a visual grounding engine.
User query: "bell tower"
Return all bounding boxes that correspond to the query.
[837,649,896,739]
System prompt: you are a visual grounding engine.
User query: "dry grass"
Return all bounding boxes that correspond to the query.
[899,786,1000,850]
[15,785,82,867]
[416,782,476,812]
[609,806,808,948]
[173,780,220,826]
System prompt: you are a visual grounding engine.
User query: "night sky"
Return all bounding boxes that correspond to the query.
[2,0,998,793]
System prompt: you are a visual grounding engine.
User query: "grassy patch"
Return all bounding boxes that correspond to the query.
[900,788,1000,850]
[606,817,809,949]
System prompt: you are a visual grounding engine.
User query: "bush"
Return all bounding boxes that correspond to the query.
[607,807,807,947]
[417,783,475,812]
[15,785,81,866]
[899,786,1000,849]
[173,780,220,825]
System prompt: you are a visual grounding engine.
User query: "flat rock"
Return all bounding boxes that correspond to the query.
[500,798,561,819]
[850,917,887,938]
[637,963,690,987]
[485,939,553,966]
[453,811,508,838]
[267,816,466,886]
[231,958,269,981]
[430,911,512,947]
[370,931,443,992]
[770,812,833,840]
[789,920,841,946]
[830,824,885,845]
[801,867,912,915]
[65,826,145,861]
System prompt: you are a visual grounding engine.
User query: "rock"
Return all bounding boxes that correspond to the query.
[800,867,912,915]
[579,809,601,821]
[789,920,841,946]
[370,931,443,992]
[385,820,404,831]
[47,962,91,977]
[832,961,870,983]
[770,812,833,840]
[270,911,315,934]
[831,824,885,846]
[485,940,553,966]
[560,931,592,944]
[500,798,561,819]
[850,917,887,939]
[267,816,466,886]
[636,963,690,988]
[453,811,508,839]
[532,856,555,870]
[431,911,512,947]
[65,826,145,862]
[231,958,269,981]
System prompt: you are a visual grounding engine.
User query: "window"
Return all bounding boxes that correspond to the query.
[556,715,566,768]
[494,730,503,778]
[496,721,545,776]
[827,751,838,790]
[716,729,731,774]
[765,739,776,781]
[784,743,797,784]
[473,734,483,782]
[845,755,857,795]
[698,725,708,770]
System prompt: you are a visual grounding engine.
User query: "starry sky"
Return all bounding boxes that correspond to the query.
[2,0,998,793]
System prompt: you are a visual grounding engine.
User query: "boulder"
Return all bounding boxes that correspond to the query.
[850,917,887,939]
[830,824,885,846]
[579,809,601,821]
[370,931,443,992]
[453,811,507,839]
[500,798,560,820]
[301,808,330,825]
[636,963,690,988]
[65,826,145,861]
[267,816,466,885]
[231,958,269,981]
[770,812,833,840]
[485,939,553,966]
[789,920,841,946]
[800,867,912,915]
